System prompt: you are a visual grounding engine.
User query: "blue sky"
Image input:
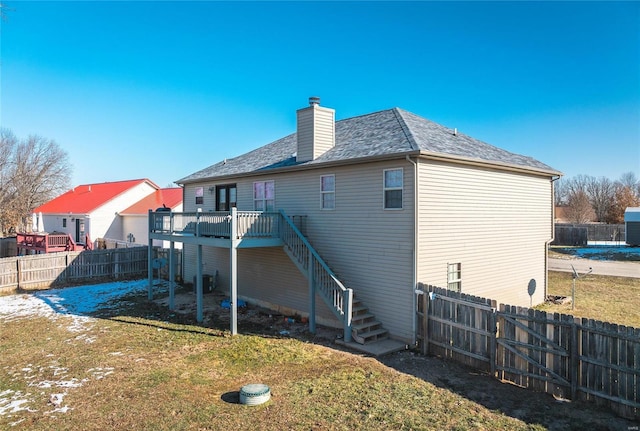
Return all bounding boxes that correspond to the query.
[1,1,639,189]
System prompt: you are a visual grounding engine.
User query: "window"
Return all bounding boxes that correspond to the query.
[384,168,403,209]
[253,181,275,211]
[195,187,204,205]
[320,175,335,210]
[216,184,237,211]
[447,263,462,292]
[62,218,67,228]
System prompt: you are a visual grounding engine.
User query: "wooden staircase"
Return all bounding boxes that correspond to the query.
[351,298,389,344]
[278,210,390,346]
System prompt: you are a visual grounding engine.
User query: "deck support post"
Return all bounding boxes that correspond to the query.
[343,288,353,343]
[308,248,316,334]
[230,207,238,336]
[147,210,153,300]
[196,244,203,323]
[169,240,175,310]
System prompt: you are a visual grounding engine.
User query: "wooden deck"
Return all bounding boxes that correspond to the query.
[148,210,283,248]
[147,208,355,344]
[16,233,84,254]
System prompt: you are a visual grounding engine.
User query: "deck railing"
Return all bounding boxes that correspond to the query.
[150,210,279,239]
[16,233,79,253]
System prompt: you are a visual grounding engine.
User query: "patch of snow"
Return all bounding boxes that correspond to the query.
[88,367,115,380]
[555,246,640,261]
[0,391,36,416]
[49,393,64,407]
[47,405,71,414]
[9,418,26,426]
[0,279,151,324]
[0,279,154,420]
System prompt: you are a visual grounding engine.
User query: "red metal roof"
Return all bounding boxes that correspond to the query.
[34,179,159,214]
[119,188,183,215]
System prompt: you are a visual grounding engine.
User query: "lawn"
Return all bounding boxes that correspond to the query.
[1,280,637,430]
[537,271,640,328]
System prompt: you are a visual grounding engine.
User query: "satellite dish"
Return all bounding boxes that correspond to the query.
[527,279,537,297]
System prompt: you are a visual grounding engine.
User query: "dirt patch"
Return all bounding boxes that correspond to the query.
[152,287,341,342]
[153,288,638,430]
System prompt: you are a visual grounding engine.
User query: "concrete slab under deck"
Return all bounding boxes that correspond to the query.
[335,338,408,357]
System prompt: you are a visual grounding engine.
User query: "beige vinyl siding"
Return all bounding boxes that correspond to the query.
[182,159,416,342]
[296,105,335,162]
[183,244,340,327]
[417,160,553,307]
[271,161,415,341]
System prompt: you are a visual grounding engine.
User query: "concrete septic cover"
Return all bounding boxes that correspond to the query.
[239,383,271,406]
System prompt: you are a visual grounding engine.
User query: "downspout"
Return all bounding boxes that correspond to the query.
[546,176,561,301]
[406,155,418,346]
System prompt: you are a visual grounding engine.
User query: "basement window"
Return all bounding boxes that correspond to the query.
[447,263,462,292]
[383,168,403,209]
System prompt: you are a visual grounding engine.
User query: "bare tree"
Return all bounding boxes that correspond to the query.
[554,178,569,206]
[0,130,72,235]
[565,190,593,224]
[564,174,591,198]
[618,171,638,189]
[586,176,615,222]
[606,185,640,224]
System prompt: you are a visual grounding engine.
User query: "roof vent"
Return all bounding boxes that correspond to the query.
[453,128,458,136]
[309,96,320,106]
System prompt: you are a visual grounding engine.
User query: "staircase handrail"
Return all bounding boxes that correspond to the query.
[279,210,353,341]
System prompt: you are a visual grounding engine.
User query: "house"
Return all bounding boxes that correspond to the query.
[153,98,561,346]
[625,207,640,246]
[33,179,177,247]
[554,205,597,224]
[119,187,183,248]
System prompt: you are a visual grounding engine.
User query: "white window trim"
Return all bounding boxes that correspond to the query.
[447,262,462,292]
[320,174,335,210]
[383,168,403,210]
[253,180,275,211]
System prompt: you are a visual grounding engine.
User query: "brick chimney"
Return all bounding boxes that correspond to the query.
[296,97,335,162]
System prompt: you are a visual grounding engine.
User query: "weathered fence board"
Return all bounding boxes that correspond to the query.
[420,285,496,373]
[417,283,639,420]
[0,246,153,292]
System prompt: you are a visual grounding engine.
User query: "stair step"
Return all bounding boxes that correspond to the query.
[351,313,375,324]
[352,305,368,314]
[352,328,389,344]
[351,320,382,335]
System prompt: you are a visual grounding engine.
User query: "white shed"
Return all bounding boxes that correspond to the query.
[624,207,640,246]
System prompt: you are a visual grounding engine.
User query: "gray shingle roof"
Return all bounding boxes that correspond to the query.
[178,108,559,183]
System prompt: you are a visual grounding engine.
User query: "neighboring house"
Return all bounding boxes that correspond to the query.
[625,207,640,246]
[34,179,164,246]
[158,98,560,345]
[119,188,183,248]
[554,205,597,224]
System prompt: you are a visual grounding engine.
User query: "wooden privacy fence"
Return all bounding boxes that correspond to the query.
[417,284,639,420]
[553,223,626,246]
[0,237,17,258]
[0,247,149,291]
